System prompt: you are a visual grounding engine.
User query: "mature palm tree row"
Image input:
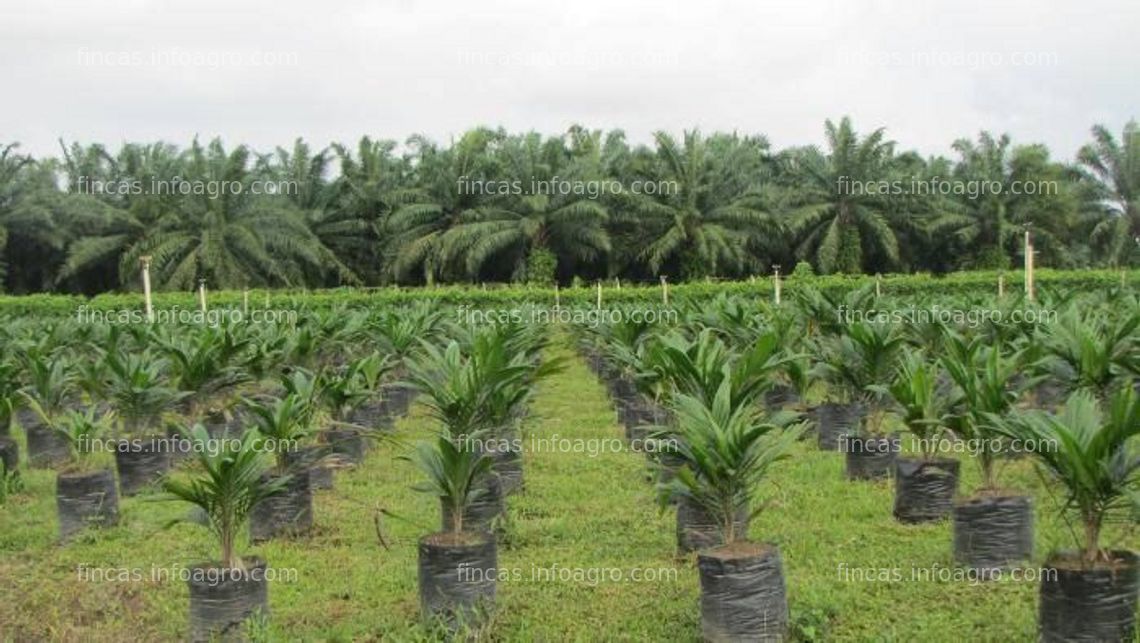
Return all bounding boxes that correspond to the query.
[0,118,1137,294]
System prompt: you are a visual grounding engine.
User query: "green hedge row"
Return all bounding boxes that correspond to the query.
[0,269,1135,316]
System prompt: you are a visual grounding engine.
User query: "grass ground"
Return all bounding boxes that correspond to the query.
[0,337,1136,641]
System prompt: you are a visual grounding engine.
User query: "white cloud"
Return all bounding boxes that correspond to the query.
[1,0,1135,161]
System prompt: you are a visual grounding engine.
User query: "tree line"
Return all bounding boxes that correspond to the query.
[0,117,1136,294]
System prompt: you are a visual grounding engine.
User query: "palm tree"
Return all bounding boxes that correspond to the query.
[945,133,1076,268]
[56,141,183,290]
[1076,121,1140,266]
[0,146,90,293]
[622,130,775,279]
[784,117,901,274]
[439,132,609,283]
[119,138,355,289]
[326,136,411,283]
[386,128,502,284]
[0,143,34,289]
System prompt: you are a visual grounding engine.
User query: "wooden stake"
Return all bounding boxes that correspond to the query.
[875,274,882,298]
[998,272,1005,298]
[661,276,669,306]
[1026,230,1036,302]
[140,256,154,323]
[596,281,602,308]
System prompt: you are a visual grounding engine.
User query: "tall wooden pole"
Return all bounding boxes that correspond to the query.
[141,256,154,323]
[1025,229,1035,302]
[1026,228,1035,300]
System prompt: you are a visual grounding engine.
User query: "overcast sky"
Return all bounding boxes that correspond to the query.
[2,0,1136,163]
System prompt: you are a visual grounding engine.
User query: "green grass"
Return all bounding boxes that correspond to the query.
[0,338,1136,641]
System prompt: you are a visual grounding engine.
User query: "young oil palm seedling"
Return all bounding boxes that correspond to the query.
[0,357,19,438]
[164,326,252,432]
[342,352,396,431]
[104,350,187,495]
[242,326,289,383]
[770,341,822,441]
[244,393,316,541]
[942,332,1037,574]
[50,407,119,540]
[661,371,803,553]
[644,327,796,494]
[1042,309,1139,403]
[647,328,792,410]
[404,338,518,519]
[72,353,110,413]
[18,353,75,467]
[371,306,445,418]
[996,388,1139,642]
[317,353,392,465]
[591,316,659,431]
[467,323,562,493]
[282,323,321,372]
[164,425,288,641]
[403,430,498,629]
[819,321,906,477]
[873,349,960,523]
[0,357,21,479]
[791,283,876,340]
[660,379,803,641]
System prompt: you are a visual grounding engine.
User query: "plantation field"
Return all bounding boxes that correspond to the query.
[0,272,1137,642]
[0,336,1132,641]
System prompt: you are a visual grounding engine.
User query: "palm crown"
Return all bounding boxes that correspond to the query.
[662,379,804,546]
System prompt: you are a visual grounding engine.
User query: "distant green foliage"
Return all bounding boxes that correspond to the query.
[791,261,815,279]
[1,120,1137,295]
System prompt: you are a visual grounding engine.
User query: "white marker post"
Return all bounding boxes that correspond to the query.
[661,275,669,306]
[773,265,782,305]
[1024,228,1034,301]
[875,274,882,298]
[243,289,250,316]
[141,256,154,323]
[554,283,560,310]
[998,271,1005,298]
[596,281,602,309]
[1026,228,1036,302]
[198,279,207,313]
